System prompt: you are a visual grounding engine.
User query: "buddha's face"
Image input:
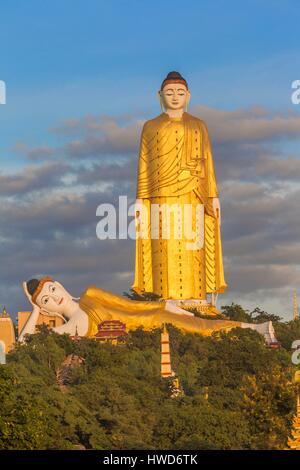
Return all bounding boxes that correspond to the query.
[35,281,74,316]
[160,83,190,111]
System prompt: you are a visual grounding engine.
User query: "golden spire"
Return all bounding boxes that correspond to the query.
[160,324,183,398]
[294,290,299,321]
[1,307,8,317]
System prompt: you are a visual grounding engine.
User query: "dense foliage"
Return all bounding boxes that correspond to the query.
[0,304,299,450]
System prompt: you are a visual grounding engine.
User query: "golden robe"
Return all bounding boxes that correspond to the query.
[132,112,227,300]
[80,286,239,337]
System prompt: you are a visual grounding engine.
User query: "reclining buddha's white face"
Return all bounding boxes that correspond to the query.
[35,280,75,317]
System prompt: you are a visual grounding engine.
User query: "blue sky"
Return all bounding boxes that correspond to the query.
[1,0,299,155]
[0,1,300,318]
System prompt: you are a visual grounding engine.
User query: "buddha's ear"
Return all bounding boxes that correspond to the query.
[157,91,165,112]
[55,281,80,300]
[55,281,74,299]
[185,90,191,110]
[54,281,63,288]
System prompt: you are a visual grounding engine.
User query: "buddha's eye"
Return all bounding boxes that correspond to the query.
[51,286,56,292]
[43,297,49,305]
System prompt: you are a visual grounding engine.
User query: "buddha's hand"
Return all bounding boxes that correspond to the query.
[22,281,40,315]
[212,197,221,225]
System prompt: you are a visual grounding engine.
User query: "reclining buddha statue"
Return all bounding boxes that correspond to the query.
[18,276,277,345]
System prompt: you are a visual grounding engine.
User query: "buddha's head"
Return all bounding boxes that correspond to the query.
[159,71,190,112]
[26,276,77,317]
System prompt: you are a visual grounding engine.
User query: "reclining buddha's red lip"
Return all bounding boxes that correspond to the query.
[58,297,63,305]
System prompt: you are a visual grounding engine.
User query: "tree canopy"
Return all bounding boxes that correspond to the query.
[0,305,298,450]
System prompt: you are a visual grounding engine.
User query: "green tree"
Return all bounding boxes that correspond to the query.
[221,303,252,322]
[0,309,297,450]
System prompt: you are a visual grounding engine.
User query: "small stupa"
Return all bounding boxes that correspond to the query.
[161,324,183,398]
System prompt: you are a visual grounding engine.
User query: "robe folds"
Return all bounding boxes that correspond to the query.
[80,286,238,337]
[132,112,227,300]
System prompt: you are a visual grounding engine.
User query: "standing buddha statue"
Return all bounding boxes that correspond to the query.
[132,71,227,312]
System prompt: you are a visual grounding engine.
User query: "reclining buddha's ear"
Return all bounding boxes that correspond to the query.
[54,281,68,291]
[54,281,78,300]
